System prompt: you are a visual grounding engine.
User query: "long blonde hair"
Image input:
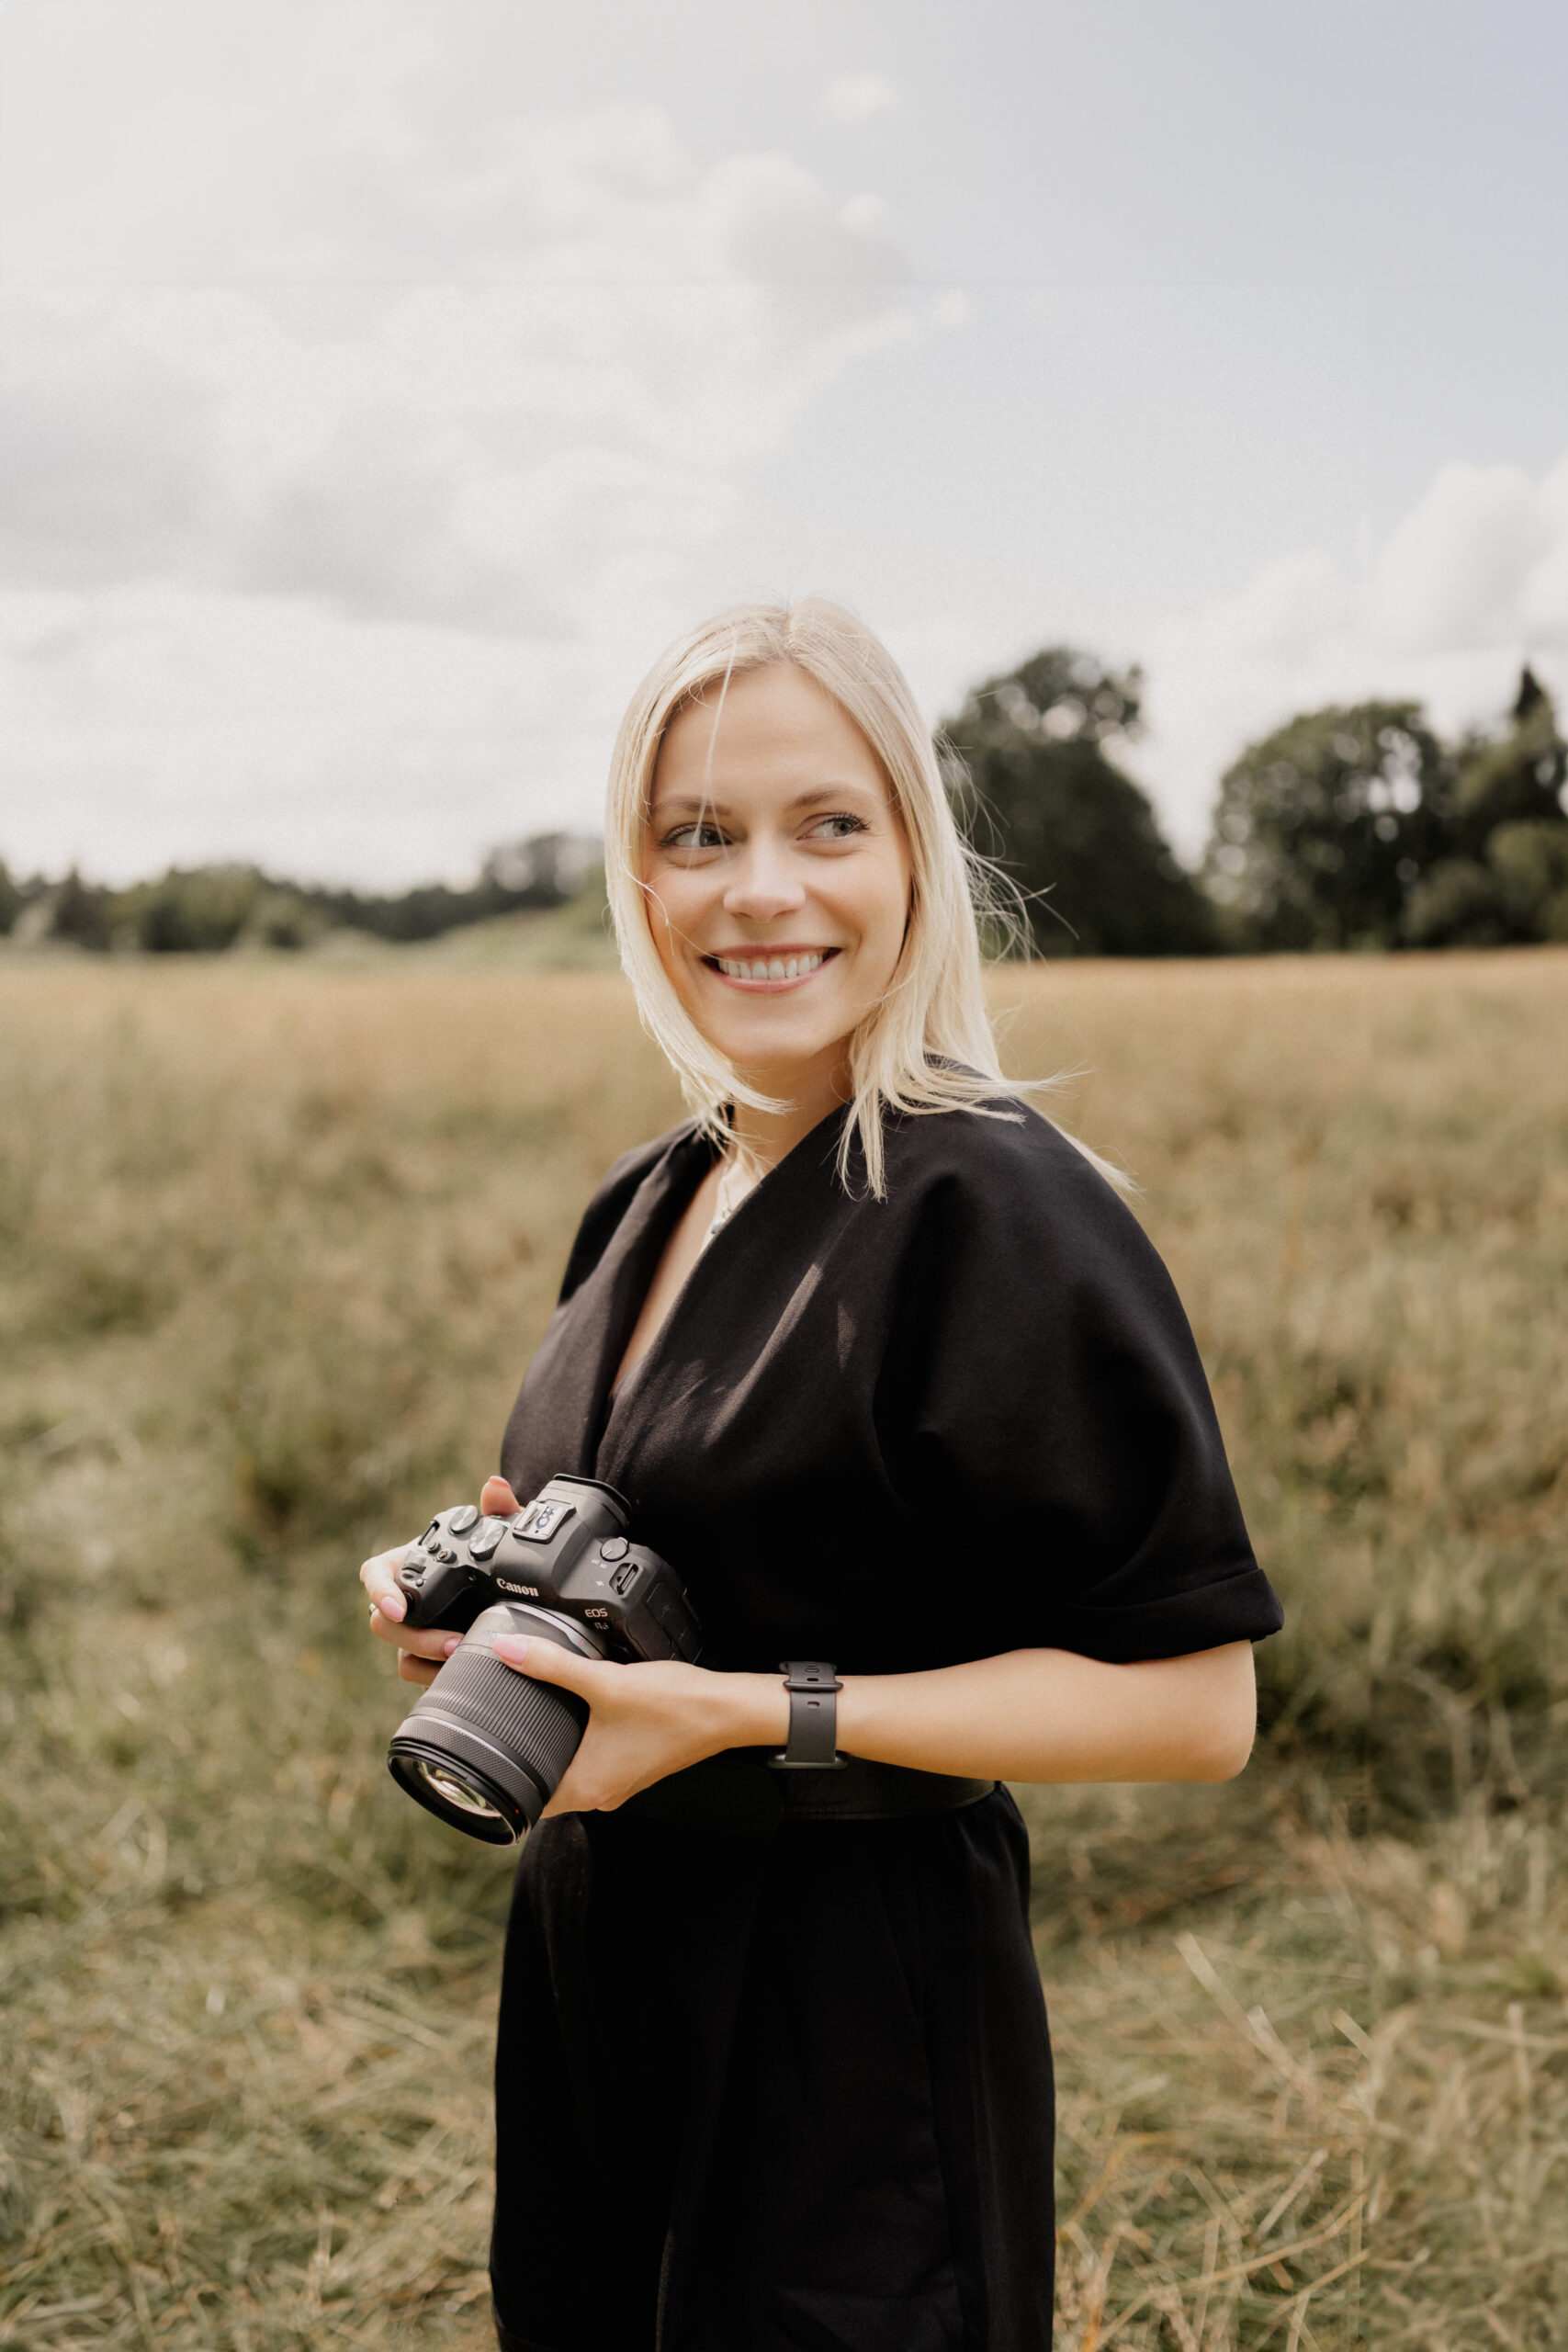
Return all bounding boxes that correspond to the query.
[604,597,1076,1197]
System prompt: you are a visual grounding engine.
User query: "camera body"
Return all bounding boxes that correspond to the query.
[387,1475,702,1844]
[395,1474,701,1666]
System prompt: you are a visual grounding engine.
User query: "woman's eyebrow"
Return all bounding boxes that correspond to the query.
[784,783,880,810]
[653,793,733,819]
[653,781,877,819]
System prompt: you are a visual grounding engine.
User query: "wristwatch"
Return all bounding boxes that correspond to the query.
[768,1660,847,1770]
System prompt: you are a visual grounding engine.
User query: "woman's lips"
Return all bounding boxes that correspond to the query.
[701,947,840,988]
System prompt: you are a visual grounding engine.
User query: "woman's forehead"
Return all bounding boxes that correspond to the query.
[654,663,886,799]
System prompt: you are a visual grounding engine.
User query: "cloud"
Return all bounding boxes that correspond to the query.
[1,581,600,886]
[0,18,915,884]
[1131,454,1568,859]
[818,74,900,129]
[1369,461,1562,653]
[0,311,225,588]
[0,5,903,289]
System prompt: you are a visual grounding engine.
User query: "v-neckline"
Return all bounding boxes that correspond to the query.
[592,1101,850,1457]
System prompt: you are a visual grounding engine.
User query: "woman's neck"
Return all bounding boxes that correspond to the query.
[728,1046,849,1172]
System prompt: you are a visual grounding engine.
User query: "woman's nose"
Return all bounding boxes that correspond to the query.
[722,838,807,922]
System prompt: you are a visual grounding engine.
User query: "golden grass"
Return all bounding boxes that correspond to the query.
[1,947,1565,2349]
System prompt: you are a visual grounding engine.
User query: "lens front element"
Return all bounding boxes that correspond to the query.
[414,1758,505,1823]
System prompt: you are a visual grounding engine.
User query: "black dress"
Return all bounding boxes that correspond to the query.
[490,1101,1281,2352]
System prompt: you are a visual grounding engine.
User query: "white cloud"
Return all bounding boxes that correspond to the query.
[1369,460,1562,653]
[818,73,900,129]
[0,7,914,885]
[2,582,603,885]
[1132,453,1568,860]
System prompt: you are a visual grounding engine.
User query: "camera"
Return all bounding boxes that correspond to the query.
[386,1474,702,1844]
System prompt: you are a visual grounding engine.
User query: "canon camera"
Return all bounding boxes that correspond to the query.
[386,1475,702,1844]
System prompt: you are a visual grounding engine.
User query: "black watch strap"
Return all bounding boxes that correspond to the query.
[768,1660,847,1770]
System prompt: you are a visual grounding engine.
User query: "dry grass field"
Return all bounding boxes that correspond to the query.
[1,945,1564,2351]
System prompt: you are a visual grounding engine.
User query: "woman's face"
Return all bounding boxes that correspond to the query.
[642,662,913,1091]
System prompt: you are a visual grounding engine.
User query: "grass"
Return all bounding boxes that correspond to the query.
[1,946,1564,2349]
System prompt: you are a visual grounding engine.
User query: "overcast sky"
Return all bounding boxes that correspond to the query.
[4,0,1567,885]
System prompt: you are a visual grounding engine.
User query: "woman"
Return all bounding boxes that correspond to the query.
[361,600,1281,2352]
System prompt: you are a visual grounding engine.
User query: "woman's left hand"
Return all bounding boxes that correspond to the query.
[491,1634,785,1818]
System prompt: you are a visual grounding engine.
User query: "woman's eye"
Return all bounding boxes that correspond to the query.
[661,821,727,852]
[807,813,867,842]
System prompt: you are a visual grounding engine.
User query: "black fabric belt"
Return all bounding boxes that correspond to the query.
[617,1749,994,1829]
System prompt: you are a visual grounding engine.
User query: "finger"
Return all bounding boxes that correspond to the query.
[370,1613,460,1661]
[539,1775,599,1820]
[491,1634,615,1699]
[539,1758,649,1819]
[480,1475,521,1517]
[398,1650,443,1688]
[359,1546,408,1622]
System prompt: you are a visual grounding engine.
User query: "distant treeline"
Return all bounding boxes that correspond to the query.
[6,663,1566,958]
[942,654,1568,956]
[0,832,603,956]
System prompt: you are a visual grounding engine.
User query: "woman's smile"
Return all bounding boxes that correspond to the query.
[702,945,840,989]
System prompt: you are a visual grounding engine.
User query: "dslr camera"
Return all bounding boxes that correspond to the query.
[386,1474,702,1844]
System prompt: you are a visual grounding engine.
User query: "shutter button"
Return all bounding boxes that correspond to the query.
[599,1537,629,1562]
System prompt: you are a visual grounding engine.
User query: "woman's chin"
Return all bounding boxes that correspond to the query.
[703,1013,854,1089]
[678,978,840,1059]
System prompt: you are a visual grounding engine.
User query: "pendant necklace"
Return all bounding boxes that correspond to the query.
[707,1150,761,1244]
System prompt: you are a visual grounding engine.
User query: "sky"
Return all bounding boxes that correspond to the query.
[4,0,1568,886]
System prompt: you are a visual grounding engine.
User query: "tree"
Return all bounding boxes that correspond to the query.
[942,649,1217,956]
[0,832,606,953]
[113,865,274,952]
[1203,703,1448,951]
[1402,669,1568,947]
[1438,667,1567,855]
[1206,673,1568,951]
[47,868,115,951]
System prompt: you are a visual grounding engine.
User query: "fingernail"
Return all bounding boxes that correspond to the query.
[380,1591,406,1623]
[493,1635,530,1665]
[442,1636,461,1657]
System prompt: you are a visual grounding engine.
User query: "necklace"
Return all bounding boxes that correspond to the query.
[707,1151,761,1242]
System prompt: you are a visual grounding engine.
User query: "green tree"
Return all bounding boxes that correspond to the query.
[49,868,114,950]
[112,865,271,952]
[1440,668,1567,855]
[1203,702,1448,951]
[942,649,1216,956]
[1403,670,1568,946]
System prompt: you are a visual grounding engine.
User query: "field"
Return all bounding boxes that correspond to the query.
[1,944,1565,2351]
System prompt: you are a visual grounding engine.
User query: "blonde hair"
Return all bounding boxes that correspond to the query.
[604,597,1081,1197]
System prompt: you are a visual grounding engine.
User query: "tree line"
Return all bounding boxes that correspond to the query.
[942,653,1568,956]
[4,658,1564,957]
[0,833,600,956]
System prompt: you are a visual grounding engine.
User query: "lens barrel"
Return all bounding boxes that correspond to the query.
[387,1604,599,1843]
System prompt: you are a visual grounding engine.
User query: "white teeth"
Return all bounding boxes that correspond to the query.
[715,952,826,979]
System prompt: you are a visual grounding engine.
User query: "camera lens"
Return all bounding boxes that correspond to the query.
[388,1603,600,1843]
[412,1758,507,1824]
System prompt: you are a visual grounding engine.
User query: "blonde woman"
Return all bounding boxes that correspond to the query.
[363,601,1280,2352]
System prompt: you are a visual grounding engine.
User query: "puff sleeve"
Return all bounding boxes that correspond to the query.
[880,1111,1282,1663]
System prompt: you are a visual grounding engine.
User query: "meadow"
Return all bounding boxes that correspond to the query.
[1,944,1564,2351]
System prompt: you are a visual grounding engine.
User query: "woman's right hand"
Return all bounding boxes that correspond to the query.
[358,1475,522,1689]
[359,1543,459,1687]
